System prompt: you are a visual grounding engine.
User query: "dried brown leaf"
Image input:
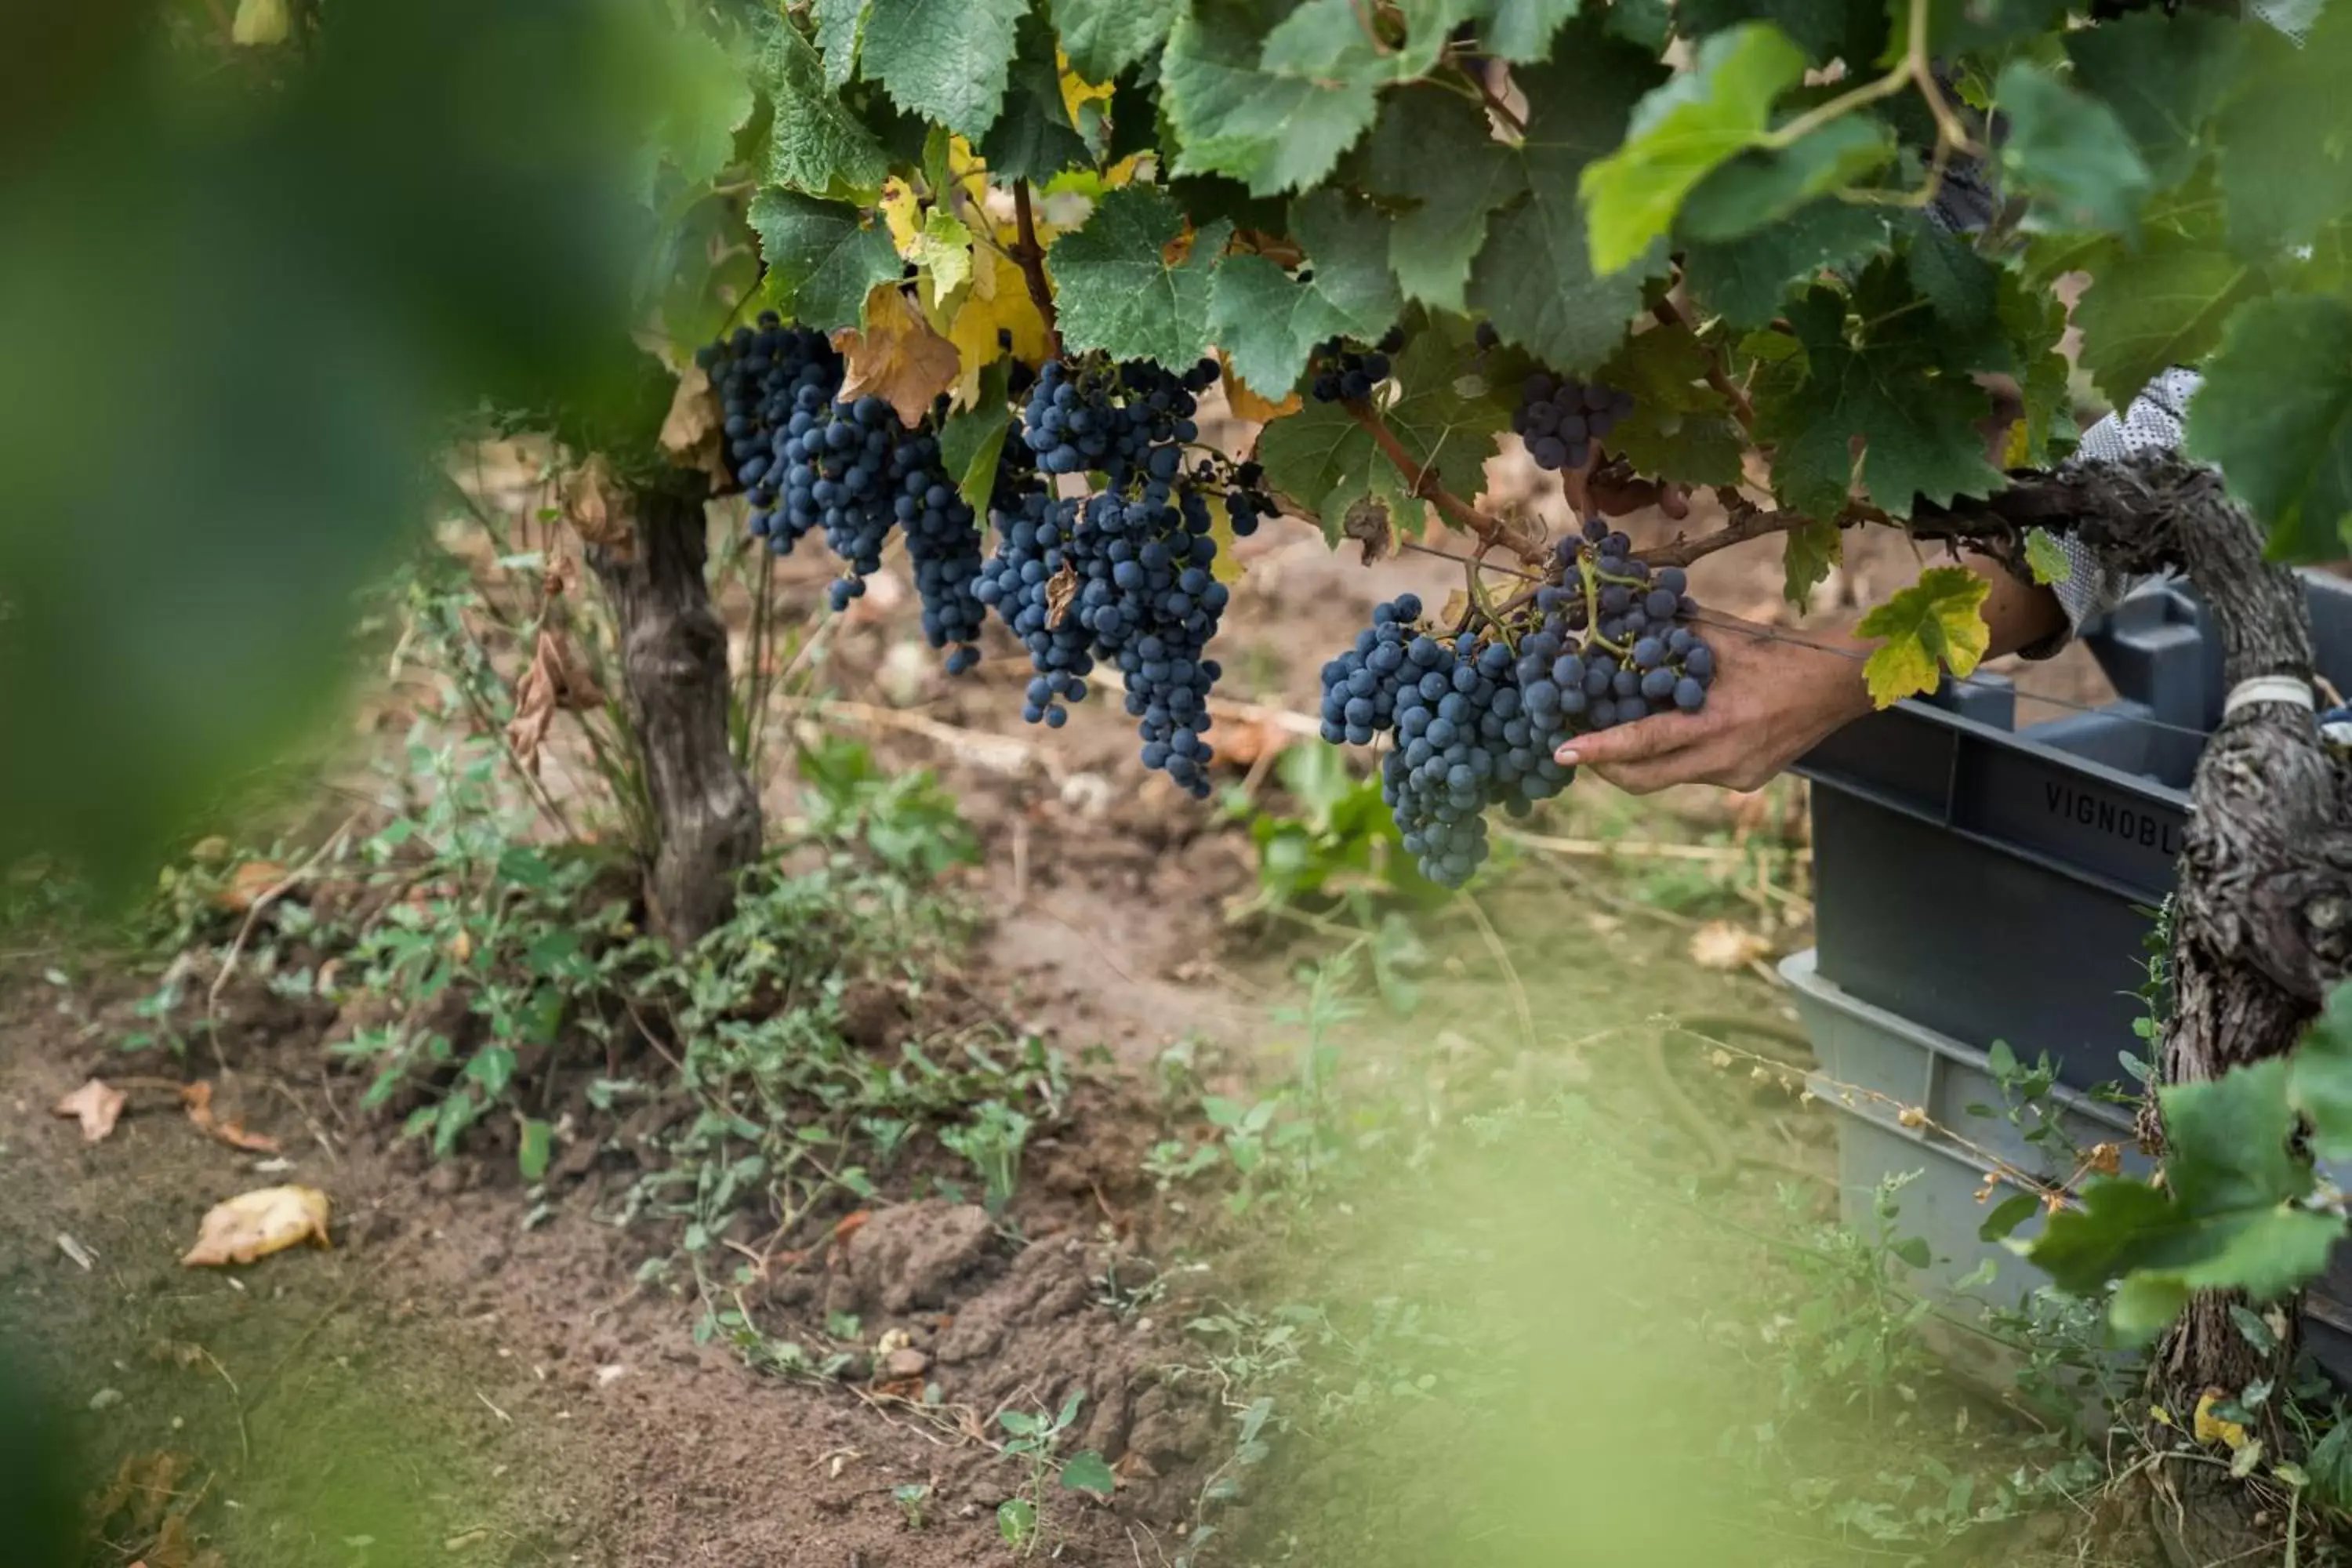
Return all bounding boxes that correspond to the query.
[1205,713,1289,771]
[1689,920,1769,972]
[213,859,287,913]
[180,1081,281,1155]
[659,363,732,489]
[832,288,962,427]
[180,1185,332,1267]
[1044,561,1080,630]
[1341,496,1394,565]
[506,628,607,776]
[54,1079,125,1143]
[561,456,636,557]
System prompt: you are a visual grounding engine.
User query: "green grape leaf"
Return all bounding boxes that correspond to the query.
[1677,115,1896,243]
[1060,1452,1116,1497]
[748,191,902,331]
[647,26,757,195]
[2001,265,2079,467]
[1049,185,1232,367]
[2071,186,2263,408]
[2064,9,2244,189]
[1353,93,1527,314]
[518,1117,553,1182]
[938,360,1012,516]
[1916,0,2064,56]
[2030,1059,2339,1341]
[762,21,891,198]
[1904,224,2005,372]
[1781,517,1842,606]
[1051,0,1180,82]
[2216,10,2352,256]
[2024,528,2073,586]
[1682,199,1890,328]
[1160,5,1381,196]
[815,0,870,91]
[980,10,1091,183]
[1679,0,1889,66]
[1605,0,1674,51]
[1992,62,2151,235]
[1475,0,1586,62]
[858,0,1026,140]
[1255,325,1508,543]
[1593,324,1744,485]
[2313,1419,2352,1513]
[912,209,972,303]
[1265,0,1477,84]
[1468,31,1671,371]
[2290,981,2352,1163]
[1209,192,1400,398]
[1854,564,1991,707]
[1581,23,1809,276]
[2185,293,2352,561]
[1759,278,2005,520]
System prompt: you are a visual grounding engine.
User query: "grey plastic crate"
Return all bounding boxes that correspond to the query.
[1794,573,2352,1094]
[1783,949,2144,1308]
[1787,947,2352,1386]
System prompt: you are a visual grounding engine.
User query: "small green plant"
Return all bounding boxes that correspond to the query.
[993,1392,1112,1555]
[1233,743,1444,916]
[891,1482,931,1531]
[939,1100,1033,1215]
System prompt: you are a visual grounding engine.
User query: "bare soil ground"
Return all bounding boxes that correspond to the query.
[0,446,2132,1567]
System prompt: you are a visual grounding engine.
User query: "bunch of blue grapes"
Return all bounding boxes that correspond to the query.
[699,314,988,672]
[1514,372,1636,474]
[1318,518,1717,887]
[1308,328,1405,404]
[977,354,1262,797]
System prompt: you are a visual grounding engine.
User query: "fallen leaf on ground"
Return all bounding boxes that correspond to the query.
[1690,920,1770,972]
[1205,713,1290,771]
[180,1082,280,1155]
[833,287,962,427]
[213,859,287,913]
[180,1185,332,1267]
[55,1079,126,1143]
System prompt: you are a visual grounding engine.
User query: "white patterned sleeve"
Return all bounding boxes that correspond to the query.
[2014,367,2202,659]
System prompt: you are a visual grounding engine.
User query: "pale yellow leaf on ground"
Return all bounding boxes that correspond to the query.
[55,1079,126,1143]
[180,1185,332,1267]
[1690,920,1769,972]
[213,859,287,913]
[834,288,964,428]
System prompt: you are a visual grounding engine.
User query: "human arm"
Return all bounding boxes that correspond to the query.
[1552,557,2066,794]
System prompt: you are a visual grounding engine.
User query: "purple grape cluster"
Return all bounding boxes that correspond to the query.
[1308,328,1405,403]
[1319,517,1718,887]
[1514,372,1635,474]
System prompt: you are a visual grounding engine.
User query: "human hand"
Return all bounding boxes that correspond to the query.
[1552,617,1875,794]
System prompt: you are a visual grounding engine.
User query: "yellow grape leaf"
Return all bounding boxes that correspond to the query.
[880,177,924,257]
[946,243,1052,403]
[2193,1390,2251,1452]
[1210,506,1245,586]
[834,287,964,427]
[181,1185,332,1267]
[2024,527,2074,586]
[1854,565,1991,709]
[912,209,975,310]
[1221,352,1301,423]
[2001,417,2031,469]
[1058,51,1114,124]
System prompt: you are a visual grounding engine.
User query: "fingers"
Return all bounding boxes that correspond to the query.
[1554,711,1701,769]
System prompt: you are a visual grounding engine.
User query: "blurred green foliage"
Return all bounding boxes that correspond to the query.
[0,0,745,885]
[0,1348,81,1568]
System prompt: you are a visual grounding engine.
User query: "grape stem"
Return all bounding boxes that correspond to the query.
[1011,181,1062,360]
[1651,295,1755,434]
[1644,495,1816,570]
[1342,400,1549,567]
